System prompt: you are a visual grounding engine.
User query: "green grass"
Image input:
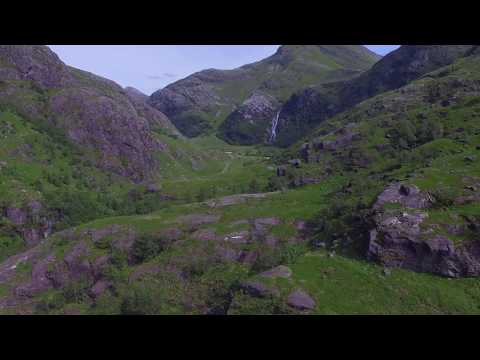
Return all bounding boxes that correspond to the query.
[230,250,480,315]
[290,251,480,314]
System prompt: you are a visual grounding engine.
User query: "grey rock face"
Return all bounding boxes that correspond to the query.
[221,91,281,144]
[48,87,165,182]
[124,86,180,136]
[0,45,74,89]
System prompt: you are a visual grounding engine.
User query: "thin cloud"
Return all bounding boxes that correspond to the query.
[147,73,178,80]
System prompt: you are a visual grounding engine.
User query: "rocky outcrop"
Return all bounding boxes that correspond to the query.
[7,224,139,301]
[367,183,480,277]
[273,84,343,147]
[0,45,74,89]
[220,91,280,145]
[373,184,434,210]
[315,127,362,152]
[3,201,54,247]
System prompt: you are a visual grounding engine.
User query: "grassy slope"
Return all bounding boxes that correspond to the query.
[230,250,480,315]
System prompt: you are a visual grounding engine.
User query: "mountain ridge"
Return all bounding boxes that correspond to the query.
[272,45,476,146]
[148,45,381,138]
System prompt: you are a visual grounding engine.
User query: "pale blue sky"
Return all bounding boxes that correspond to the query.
[49,45,400,95]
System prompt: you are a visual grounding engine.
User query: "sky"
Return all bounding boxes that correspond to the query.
[48,45,400,95]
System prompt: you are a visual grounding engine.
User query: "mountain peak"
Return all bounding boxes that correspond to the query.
[270,45,382,70]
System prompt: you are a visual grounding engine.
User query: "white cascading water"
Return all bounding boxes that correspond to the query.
[269,110,281,143]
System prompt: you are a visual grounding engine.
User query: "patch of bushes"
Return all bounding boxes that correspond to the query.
[132,234,170,264]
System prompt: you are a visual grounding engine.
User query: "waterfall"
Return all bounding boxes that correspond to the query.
[269,110,281,143]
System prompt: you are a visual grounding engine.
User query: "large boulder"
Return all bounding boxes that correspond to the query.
[367,183,480,277]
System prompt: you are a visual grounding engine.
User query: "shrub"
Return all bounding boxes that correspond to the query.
[132,234,169,264]
[431,188,457,208]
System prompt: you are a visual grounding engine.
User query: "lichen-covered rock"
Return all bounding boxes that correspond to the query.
[260,265,292,279]
[287,290,316,311]
[367,183,480,277]
[373,184,434,210]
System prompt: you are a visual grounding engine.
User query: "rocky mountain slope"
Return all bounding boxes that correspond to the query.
[0,45,181,182]
[148,45,380,140]
[273,45,476,146]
